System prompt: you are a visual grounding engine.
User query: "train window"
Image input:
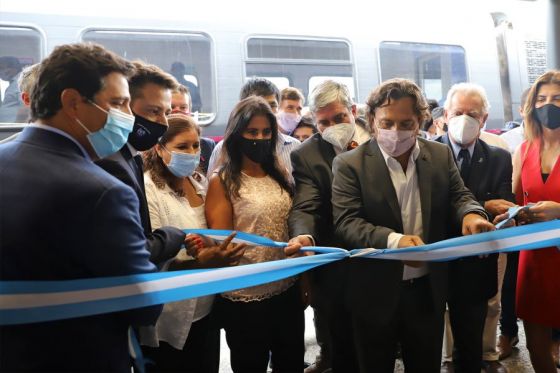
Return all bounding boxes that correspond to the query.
[379,41,467,104]
[247,38,350,61]
[245,76,290,92]
[81,29,216,125]
[245,37,354,102]
[0,25,45,124]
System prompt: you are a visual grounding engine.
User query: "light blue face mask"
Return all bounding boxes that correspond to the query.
[162,146,200,178]
[75,101,135,159]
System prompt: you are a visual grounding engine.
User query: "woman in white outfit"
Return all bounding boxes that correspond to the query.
[140,113,244,373]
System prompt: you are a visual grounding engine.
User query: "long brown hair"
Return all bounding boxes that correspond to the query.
[523,70,560,143]
[219,96,293,199]
[143,114,200,196]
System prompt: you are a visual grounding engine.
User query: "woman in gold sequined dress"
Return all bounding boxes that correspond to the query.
[206,96,304,372]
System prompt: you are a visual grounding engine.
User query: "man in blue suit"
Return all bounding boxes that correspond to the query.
[96,62,187,266]
[0,43,162,372]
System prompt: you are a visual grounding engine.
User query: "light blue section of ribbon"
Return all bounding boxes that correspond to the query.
[494,203,535,229]
[0,252,346,325]
[183,229,347,254]
[351,219,560,261]
[183,229,287,247]
[1,219,559,326]
[128,327,148,373]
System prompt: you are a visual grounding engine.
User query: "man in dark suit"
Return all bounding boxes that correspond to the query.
[96,62,186,265]
[287,80,370,373]
[437,83,514,373]
[331,79,495,373]
[0,43,162,372]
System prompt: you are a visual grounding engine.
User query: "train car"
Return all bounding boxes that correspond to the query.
[0,0,548,141]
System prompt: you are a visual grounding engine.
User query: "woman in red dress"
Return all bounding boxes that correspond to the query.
[512,70,560,373]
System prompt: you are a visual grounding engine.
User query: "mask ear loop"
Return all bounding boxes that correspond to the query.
[86,99,110,115]
[155,143,169,166]
[75,117,92,135]
[81,98,110,133]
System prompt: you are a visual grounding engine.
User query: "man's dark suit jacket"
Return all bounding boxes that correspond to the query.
[96,145,185,265]
[332,138,485,320]
[288,133,347,309]
[436,135,514,302]
[200,136,216,175]
[0,126,162,372]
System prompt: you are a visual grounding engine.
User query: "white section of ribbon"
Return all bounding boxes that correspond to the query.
[354,228,560,260]
[0,257,301,310]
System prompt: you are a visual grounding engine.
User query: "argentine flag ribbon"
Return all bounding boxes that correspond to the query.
[1,220,559,325]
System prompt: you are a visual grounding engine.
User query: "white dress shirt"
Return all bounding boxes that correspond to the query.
[379,141,429,280]
[449,138,476,168]
[206,132,300,178]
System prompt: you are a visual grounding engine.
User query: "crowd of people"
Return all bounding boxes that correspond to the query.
[0,42,559,373]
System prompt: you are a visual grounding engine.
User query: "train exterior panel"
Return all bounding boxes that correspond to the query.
[0,1,547,139]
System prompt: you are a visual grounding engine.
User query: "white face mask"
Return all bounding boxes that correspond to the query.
[277,111,301,134]
[448,115,481,145]
[376,128,417,157]
[321,122,356,151]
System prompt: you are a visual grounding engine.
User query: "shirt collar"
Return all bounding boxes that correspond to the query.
[127,142,140,157]
[279,132,300,146]
[148,171,207,198]
[29,123,91,160]
[378,139,420,166]
[449,136,476,159]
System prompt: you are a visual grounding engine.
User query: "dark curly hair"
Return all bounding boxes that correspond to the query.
[143,113,201,196]
[219,96,293,199]
[365,78,430,126]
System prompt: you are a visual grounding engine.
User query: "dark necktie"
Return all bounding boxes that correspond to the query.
[133,154,145,192]
[458,148,471,181]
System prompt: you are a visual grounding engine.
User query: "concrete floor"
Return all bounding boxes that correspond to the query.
[219,308,558,373]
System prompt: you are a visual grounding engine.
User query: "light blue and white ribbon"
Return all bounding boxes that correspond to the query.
[351,219,560,261]
[1,220,559,326]
[182,229,345,254]
[0,251,345,325]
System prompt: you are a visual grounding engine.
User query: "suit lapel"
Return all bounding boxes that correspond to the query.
[317,135,337,169]
[416,140,432,242]
[366,140,403,229]
[120,146,145,193]
[441,134,456,162]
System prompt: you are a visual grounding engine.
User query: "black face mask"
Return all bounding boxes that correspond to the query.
[128,114,168,151]
[535,104,560,130]
[240,138,272,164]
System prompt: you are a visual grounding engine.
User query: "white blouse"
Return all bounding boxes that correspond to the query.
[139,171,214,350]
